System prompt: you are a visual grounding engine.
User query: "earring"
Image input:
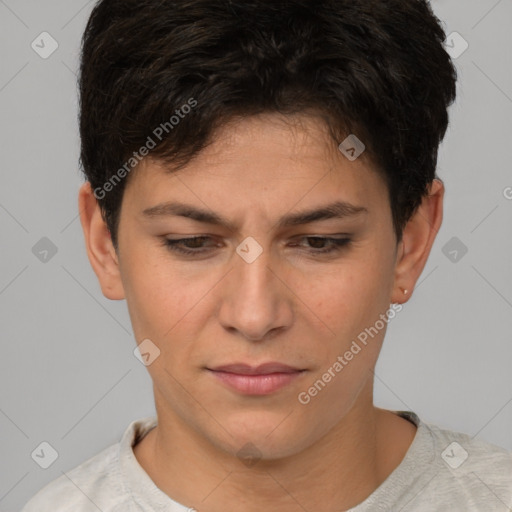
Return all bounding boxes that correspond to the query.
[401,288,408,296]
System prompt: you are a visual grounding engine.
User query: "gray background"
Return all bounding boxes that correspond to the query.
[1,0,511,510]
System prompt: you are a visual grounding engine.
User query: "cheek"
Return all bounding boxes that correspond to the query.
[121,254,222,366]
[299,288,388,410]
[119,249,183,340]
[304,257,395,375]
[308,267,379,331]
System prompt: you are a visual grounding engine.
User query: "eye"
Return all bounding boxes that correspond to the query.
[290,236,351,254]
[162,236,217,256]
[161,235,352,258]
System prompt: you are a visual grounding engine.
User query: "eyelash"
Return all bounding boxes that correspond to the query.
[162,236,351,256]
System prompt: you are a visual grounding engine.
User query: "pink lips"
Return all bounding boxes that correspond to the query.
[208,363,304,395]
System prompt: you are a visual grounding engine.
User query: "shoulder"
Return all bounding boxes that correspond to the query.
[20,417,156,512]
[20,443,128,512]
[422,418,512,508]
[427,420,512,474]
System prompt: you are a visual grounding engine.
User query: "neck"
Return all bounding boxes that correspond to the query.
[134,381,416,512]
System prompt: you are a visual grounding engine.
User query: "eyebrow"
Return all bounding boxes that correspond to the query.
[141,200,368,231]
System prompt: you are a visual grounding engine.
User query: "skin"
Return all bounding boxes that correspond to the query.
[79,113,443,511]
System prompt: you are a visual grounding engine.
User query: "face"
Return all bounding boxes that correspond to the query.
[104,114,403,458]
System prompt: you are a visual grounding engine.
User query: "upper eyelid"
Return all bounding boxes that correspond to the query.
[165,235,351,242]
[165,234,352,239]
[164,235,352,248]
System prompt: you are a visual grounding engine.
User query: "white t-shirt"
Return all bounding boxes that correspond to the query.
[20,411,512,511]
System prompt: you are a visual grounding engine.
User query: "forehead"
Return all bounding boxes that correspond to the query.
[176,113,373,176]
[124,113,388,214]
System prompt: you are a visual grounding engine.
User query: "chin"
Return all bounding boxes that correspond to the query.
[213,410,314,461]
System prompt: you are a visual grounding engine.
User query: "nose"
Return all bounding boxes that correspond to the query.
[217,240,294,342]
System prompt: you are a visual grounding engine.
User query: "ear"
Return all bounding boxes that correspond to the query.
[78,182,125,300]
[391,178,444,304]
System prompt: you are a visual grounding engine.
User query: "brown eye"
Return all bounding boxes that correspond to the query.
[163,236,215,255]
[292,237,351,254]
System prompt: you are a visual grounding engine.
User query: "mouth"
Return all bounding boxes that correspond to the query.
[206,362,306,395]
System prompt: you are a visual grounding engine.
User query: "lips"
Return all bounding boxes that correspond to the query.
[210,363,302,375]
[207,362,305,395]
